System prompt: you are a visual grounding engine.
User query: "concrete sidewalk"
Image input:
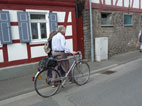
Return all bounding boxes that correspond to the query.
[89,50,142,74]
[0,50,142,101]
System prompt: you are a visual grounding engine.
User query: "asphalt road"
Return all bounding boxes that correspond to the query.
[69,58,142,106]
[0,58,142,106]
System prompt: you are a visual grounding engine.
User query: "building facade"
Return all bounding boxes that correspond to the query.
[0,0,81,68]
[84,0,142,60]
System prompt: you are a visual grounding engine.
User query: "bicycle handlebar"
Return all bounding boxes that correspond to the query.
[52,51,82,60]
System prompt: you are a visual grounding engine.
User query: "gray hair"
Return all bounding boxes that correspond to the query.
[58,25,66,33]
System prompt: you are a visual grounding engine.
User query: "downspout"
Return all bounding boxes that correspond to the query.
[89,0,94,62]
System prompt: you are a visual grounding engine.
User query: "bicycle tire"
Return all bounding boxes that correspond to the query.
[34,68,61,98]
[72,61,90,86]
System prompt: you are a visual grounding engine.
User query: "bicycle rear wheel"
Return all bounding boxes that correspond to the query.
[34,68,61,98]
[72,61,90,86]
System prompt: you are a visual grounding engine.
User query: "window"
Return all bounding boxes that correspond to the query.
[25,10,58,43]
[124,15,132,26]
[29,13,49,41]
[101,12,112,26]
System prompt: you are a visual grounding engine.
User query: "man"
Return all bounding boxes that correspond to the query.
[137,25,142,52]
[52,25,72,81]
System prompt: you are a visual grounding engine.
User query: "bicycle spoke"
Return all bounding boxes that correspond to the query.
[73,61,90,85]
[34,68,61,98]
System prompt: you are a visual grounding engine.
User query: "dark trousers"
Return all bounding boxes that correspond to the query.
[52,51,71,79]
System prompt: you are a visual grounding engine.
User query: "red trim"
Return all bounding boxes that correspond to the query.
[76,18,84,59]
[131,0,134,8]
[115,0,118,6]
[27,43,31,59]
[65,36,73,39]
[3,45,8,62]
[85,0,89,9]
[30,44,44,47]
[123,0,124,7]
[0,4,75,11]
[100,0,102,4]
[64,11,69,27]
[89,3,142,13]
[0,0,76,3]
[13,40,20,43]
[11,22,18,26]
[58,22,72,25]
[0,56,46,68]
[129,0,130,8]
[0,0,76,7]
[103,0,105,5]
[72,9,77,51]
[111,0,113,6]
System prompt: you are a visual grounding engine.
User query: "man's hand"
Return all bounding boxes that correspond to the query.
[136,41,140,47]
[72,51,78,55]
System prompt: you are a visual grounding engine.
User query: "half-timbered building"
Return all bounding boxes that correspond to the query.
[0,0,82,68]
[84,0,142,59]
[0,0,86,80]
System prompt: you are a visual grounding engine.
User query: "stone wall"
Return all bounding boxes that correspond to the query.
[83,9,141,60]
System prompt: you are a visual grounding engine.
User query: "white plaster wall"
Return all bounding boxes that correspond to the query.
[11,26,20,40]
[141,0,142,9]
[52,11,66,22]
[92,0,100,3]
[133,0,139,8]
[7,44,28,61]
[117,0,123,6]
[0,50,4,62]
[7,10,18,22]
[31,46,47,58]
[105,0,111,5]
[124,0,129,7]
[65,25,72,36]
[68,12,72,22]
[66,39,73,52]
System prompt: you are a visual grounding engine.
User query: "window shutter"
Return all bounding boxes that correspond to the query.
[49,13,58,32]
[0,11,12,44]
[17,12,31,43]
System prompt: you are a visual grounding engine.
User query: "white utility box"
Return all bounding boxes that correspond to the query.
[95,37,108,62]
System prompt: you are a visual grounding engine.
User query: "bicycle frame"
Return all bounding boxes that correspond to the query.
[57,52,81,86]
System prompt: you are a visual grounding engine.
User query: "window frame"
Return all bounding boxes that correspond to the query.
[26,10,50,44]
[101,12,113,27]
[123,14,133,26]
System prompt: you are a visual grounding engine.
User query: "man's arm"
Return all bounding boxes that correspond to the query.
[60,35,71,53]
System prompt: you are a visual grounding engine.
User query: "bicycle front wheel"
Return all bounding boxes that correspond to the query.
[34,68,61,98]
[72,61,90,86]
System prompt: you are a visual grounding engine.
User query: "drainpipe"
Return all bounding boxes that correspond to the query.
[89,0,94,62]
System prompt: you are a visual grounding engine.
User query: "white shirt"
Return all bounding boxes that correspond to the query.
[52,32,71,53]
[139,30,142,37]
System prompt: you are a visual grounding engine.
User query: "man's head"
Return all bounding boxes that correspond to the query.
[58,25,66,35]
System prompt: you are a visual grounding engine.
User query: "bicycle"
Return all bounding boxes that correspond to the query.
[33,51,90,98]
